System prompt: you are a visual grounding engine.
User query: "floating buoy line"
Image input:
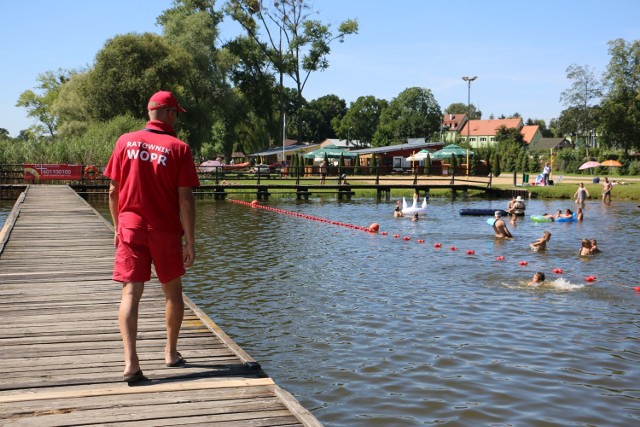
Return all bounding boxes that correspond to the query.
[229,199,624,289]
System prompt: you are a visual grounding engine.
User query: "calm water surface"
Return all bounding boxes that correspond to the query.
[5,195,640,426]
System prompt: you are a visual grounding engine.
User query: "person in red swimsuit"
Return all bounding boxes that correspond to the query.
[104,91,200,383]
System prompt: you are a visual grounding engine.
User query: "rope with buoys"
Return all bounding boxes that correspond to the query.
[227,199,618,289]
[229,199,380,234]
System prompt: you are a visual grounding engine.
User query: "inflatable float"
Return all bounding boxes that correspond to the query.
[460,209,508,216]
[530,215,554,222]
[556,213,578,223]
[530,213,578,222]
[402,197,428,215]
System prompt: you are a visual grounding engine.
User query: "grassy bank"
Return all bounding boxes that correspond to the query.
[496,181,640,202]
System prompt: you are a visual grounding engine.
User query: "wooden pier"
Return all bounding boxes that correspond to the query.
[0,185,321,426]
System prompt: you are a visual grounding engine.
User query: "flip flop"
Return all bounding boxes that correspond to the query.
[123,369,147,383]
[166,352,186,367]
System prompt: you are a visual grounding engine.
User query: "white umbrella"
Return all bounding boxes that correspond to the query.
[198,159,223,172]
[405,151,431,162]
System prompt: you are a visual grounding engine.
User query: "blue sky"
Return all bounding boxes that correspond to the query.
[2,0,639,137]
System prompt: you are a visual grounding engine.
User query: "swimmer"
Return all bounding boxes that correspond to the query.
[558,209,573,219]
[579,238,592,256]
[412,212,419,222]
[576,207,584,221]
[394,200,404,218]
[530,231,551,251]
[528,271,545,286]
[590,239,601,254]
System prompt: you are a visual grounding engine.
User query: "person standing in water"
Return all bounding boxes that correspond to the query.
[602,177,612,204]
[492,211,513,238]
[574,182,589,205]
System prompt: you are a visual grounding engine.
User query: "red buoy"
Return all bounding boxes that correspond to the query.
[450,246,457,251]
[434,243,442,248]
[585,276,597,282]
[518,261,528,266]
[466,250,475,255]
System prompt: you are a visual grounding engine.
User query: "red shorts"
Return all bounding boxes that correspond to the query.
[113,224,185,284]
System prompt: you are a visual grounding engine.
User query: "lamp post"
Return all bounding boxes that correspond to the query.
[462,76,477,176]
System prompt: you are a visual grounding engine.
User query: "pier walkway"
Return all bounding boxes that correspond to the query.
[0,185,321,426]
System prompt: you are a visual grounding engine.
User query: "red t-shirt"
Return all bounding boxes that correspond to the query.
[104,120,200,234]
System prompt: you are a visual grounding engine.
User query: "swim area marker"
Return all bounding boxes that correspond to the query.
[228,199,619,288]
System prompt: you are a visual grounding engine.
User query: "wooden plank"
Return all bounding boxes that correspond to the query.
[0,378,275,403]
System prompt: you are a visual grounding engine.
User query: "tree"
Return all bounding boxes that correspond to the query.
[424,153,432,175]
[373,87,442,146]
[0,128,10,140]
[334,95,387,146]
[525,118,553,137]
[225,35,279,146]
[492,153,501,177]
[158,1,232,152]
[444,102,481,119]
[560,63,603,147]
[450,154,458,173]
[301,94,346,142]
[226,0,358,145]
[86,33,192,122]
[599,38,640,153]
[16,69,74,137]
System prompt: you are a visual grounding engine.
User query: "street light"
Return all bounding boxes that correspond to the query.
[462,76,477,176]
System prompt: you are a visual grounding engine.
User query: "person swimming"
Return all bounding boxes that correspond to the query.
[579,238,592,256]
[528,271,545,286]
[530,231,551,251]
[394,200,404,218]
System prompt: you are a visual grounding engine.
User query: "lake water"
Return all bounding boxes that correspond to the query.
[3,194,640,426]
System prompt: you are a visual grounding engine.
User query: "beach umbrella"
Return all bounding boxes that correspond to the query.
[198,159,223,172]
[578,161,601,170]
[405,150,431,162]
[303,145,357,160]
[600,159,622,174]
[431,144,472,160]
[600,160,622,167]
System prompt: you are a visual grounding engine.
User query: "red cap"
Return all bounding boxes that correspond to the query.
[147,91,186,112]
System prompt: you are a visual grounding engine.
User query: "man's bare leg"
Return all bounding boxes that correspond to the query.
[119,282,145,377]
[162,277,184,365]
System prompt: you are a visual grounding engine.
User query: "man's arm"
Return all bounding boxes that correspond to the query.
[108,180,119,247]
[178,186,196,268]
